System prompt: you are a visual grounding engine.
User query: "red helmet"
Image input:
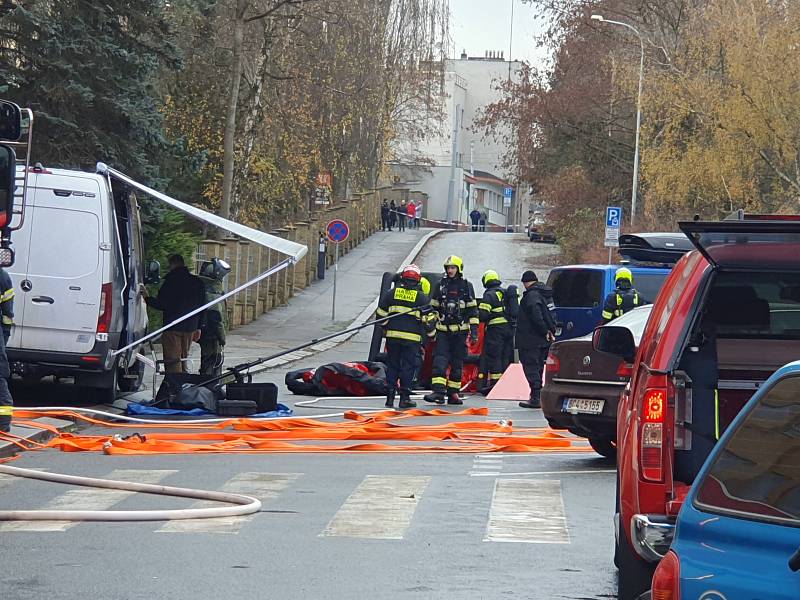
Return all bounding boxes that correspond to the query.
[401,263,421,282]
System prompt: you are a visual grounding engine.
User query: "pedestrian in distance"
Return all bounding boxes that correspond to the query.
[143,254,207,374]
[381,199,391,231]
[398,199,407,231]
[469,208,481,232]
[477,270,515,395]
[424,255,479,405]
[377,264,436,409]
[197,258,230,376]
[414,201,422,229]
[389,200,397,230]
[601,267,643,323]
[515,270,556,409]
[406,200,416,229]
[479,210,488,231]
[0,267,14,433]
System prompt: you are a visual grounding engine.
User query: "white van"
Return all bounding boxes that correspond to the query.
[7,165,149,401]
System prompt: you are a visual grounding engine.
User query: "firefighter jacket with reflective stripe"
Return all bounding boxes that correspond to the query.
[601,286,641,322]
[377,282,435,345]
[0,268,14,329]
[430,275,478,332]
[478,282,509,327]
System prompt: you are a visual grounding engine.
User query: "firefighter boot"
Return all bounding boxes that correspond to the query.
[385,390,396,409]
[518,390,541,409]
[447,393,463,405]
[398,395,416,409]
[423,392,445,405]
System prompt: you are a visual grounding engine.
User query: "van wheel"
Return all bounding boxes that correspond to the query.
[589,437,617,459]
[88,367,118,405]
[118,360,145,393]
[617,512,655,600]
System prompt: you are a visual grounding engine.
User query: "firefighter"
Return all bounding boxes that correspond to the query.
[477,270,514,394]
[376,264,435,409]
[601,267,642,323]
[0,267,13,433]
[424,255,479,405]
[197,258,230,376]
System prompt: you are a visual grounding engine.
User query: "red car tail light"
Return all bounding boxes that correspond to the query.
[641,388,666,482]
[97,282,113,334]
[545,353,560,374]
[651,550,681,600]
[616,361,634,378]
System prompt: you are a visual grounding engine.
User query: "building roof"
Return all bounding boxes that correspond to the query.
[465,170,511,187]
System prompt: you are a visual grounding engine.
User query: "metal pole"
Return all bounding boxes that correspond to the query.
[331,242,339,320]
[508,0,514,82]
[630,37,644,227]
[446,103,460,224]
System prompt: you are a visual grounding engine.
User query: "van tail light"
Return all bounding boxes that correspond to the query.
[545,354,560,374]
[616,361,634,378]
[97,282,112,334]
[640,388,666,482]
[651,550,681,600]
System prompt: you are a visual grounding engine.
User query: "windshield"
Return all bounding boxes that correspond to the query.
[694,375,800,527]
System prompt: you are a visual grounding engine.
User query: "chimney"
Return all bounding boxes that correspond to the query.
[460,49,467,59]
[501,50,504,59]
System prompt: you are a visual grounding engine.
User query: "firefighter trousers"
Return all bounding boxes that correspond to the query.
[431,331,467,395]
[0,332,13,432]
[199,339,224,376]
[480,325,513,389]
[385,341,419,399]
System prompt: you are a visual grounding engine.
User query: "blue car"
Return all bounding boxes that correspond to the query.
[645,361,800,600]
[546,233,692,341]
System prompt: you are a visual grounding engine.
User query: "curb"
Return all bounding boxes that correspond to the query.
[254,228,447,372]
[0,417,75,459]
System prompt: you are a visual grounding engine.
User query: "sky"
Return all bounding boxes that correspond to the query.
[449,0,550,68]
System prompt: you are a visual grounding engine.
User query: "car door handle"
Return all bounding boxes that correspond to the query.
[31,296,55,304]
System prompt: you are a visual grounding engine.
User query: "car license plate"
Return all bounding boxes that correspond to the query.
[563,398,605,415]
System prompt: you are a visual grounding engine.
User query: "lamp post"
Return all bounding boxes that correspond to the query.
[592,14,644,227]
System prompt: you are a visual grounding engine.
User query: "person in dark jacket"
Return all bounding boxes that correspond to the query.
[469,208,481,232]
[381,199,391,231]
[389,200,398,229]
[376,264,435,409]
[515,270,556,409]
[144,254,206,374]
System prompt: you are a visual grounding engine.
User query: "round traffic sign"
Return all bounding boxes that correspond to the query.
[326,219,349,244]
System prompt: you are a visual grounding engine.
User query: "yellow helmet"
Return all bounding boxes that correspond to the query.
[482,269,500,287]
[443,255,463,274]
[420,276,431,295]
[615,267,633,284]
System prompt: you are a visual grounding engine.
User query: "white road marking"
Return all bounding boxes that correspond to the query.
[0,469,176,532]
[469,455,504,476]
[484,479,570,543]
[158,472,300,534]
[472,469,615,477]
[321,475,430,540]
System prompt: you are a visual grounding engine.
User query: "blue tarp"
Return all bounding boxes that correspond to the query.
[125,402,293,418]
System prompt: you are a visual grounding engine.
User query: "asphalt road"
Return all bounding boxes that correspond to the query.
[2,233,618,600]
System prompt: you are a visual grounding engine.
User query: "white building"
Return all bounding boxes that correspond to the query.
[391,51,524,229]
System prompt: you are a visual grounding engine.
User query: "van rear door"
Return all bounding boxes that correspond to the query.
[680,219,800,269]
[18,177,106,353]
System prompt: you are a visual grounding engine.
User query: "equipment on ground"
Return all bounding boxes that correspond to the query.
[286,361,387,396]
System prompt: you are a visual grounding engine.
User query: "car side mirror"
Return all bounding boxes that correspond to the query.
[144,260,161,285]
[593,325,636,363]
[0,144,14,233]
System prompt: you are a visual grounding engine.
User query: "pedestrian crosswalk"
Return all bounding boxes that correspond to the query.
[0,468,598,541]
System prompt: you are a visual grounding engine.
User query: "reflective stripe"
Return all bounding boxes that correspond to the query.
[491,306,504,313]
[376,308,389,317]
[447,379,461,388]
[616,294,623,306]
[490,373,503,380]
[430,298,440,307]
[0,405,12,416]
[387,330,422,342]
[469,318,479,325]
[0,289,14,302]
[478,302,492,312]
[488,316,508,326]
[465,300,477,308]
[602,310,613,320]
[436,323,468,332]
[431,376,447,386]
[388,306,419,317]
[1,316,12,325]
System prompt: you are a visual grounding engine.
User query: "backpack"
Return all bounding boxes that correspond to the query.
[503,284,520,321]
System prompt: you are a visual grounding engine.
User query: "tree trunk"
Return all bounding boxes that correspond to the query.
[220,0,249,221]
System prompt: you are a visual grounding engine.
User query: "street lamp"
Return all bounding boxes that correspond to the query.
[591,14,644,227]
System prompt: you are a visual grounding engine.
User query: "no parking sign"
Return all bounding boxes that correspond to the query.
[326,219,349,244]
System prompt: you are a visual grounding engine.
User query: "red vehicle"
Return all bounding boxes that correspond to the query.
[593,213,800,599]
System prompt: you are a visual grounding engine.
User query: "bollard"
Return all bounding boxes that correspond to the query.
[317,232,326,280]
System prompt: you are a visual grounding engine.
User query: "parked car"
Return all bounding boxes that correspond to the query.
[647,360,800,600]
[7,164,151,401]
[547,233,692,342]
[593,214,800,599]
[528,212,557,243]
[541,305,652,458]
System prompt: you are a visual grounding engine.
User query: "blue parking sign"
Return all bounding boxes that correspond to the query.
[606,207,622,228]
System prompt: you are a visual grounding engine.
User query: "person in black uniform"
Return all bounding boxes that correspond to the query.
[516,270,556,409]
[381,199,391,231]
[477,269,514,394]
[601,267,642,323]
[424,255,479,405]
[376,264,435,409]
[0,267,13,432]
